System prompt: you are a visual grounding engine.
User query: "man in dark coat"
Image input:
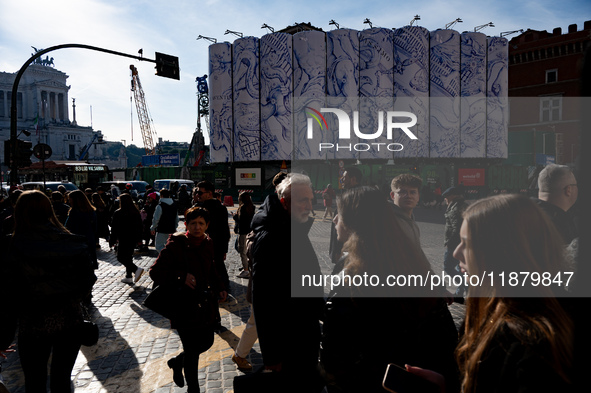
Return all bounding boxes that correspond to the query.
[533,164,578,245]
[250,173,324,392]
[194,181,231,294]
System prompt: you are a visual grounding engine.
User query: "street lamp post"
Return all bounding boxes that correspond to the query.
[9,43,178,185]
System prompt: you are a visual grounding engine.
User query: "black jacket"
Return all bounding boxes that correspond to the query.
[473,322,573,393]
[533,198,578,245]
[149,234,225,328]
[1,224,96,349]
[110,209,143,247]
[250,194,324,373]
[321,294,459,393]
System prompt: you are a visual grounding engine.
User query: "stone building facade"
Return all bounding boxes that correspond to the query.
[0,62,126,177]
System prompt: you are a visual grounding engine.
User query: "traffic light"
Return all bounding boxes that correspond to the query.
[15,139,33,167]
[155,52,180,80]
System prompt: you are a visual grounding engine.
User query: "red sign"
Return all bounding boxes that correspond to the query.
[458,168,485,186]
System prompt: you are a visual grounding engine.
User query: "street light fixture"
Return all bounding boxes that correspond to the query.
[363,18,373,29]
[445,18,463,30]
[409,15,421,26]
[500,29,524,37]
[196,35,217,43]
[224,30,243,38]
[329,20,340,29]
[261,24,274,33]
[474,22,495,32]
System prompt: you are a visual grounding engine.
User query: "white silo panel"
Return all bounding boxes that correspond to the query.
[393,26,430,158]
[208,42,233,163]
[233,36,260,162]
[430,29,460,158]
[486,36,509,159]
[260,33,293,161]
[359,27,394,160]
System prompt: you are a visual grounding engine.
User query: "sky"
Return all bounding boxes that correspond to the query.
[1,0,589,148]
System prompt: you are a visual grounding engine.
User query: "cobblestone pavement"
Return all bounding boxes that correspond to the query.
[1,205,464,392]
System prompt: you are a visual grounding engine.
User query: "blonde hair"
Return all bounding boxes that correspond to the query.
[456,194,573,392]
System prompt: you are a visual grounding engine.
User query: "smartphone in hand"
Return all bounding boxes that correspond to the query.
[382,363,441,393]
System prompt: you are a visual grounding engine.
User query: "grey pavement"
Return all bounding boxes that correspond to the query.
[1,204,464,392]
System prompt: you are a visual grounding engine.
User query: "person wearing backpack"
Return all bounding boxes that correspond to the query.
[151,188,179,253]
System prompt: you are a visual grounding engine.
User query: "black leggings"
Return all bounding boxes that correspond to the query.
[18,328,81,392]
[175,326,214,391]
[117,242,139,277]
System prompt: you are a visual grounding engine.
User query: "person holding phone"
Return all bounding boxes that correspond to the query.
[321,186,459,393]
[406,194,574,393]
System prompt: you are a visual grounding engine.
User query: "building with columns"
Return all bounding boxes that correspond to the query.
[0,61,127,179]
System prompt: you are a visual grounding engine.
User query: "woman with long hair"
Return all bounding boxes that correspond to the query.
[233,191,255,278]
[0,191,96,392]
[66,189,98,269]
[408,194,574,393]
[110,193,144,284]
[321,186,459,392]
[149,206,227,392]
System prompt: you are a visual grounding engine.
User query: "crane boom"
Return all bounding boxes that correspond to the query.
[130,65,158,155]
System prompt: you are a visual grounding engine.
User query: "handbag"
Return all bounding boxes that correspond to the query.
[79,304,99,346]
[79,320,99,346]
[143,284,185,320]
[143,283,216,325]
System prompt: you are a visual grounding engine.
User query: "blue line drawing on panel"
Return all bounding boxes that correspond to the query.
[326,29,359,160]
[233,37,260,161]
[260,33,293,160]
[208,42,233,162]
[460,32,487,158]
[359,27,394,159]
[393,26,430,158]
[430,29,460,158]
[487,36,508,158]
[293,30,326,161]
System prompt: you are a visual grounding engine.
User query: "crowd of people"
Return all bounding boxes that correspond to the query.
[0,163,582,392]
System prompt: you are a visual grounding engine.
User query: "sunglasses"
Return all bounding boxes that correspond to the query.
[196,190,210,195]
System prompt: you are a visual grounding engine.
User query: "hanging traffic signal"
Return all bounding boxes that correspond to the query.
[155,52,180,80]
[15,139,33,167]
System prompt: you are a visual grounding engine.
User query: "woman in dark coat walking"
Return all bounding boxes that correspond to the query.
[110,193,144,284]
[322,186,459,393]
[1,190,96,392]
[66,190,98,269]
[91,192,111,248]
[149,206,227,392]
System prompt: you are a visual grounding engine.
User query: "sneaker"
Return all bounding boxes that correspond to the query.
[121,277,133,284]
[232,354,253,370]
[134,267,145,283]
[237,270,250,279]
